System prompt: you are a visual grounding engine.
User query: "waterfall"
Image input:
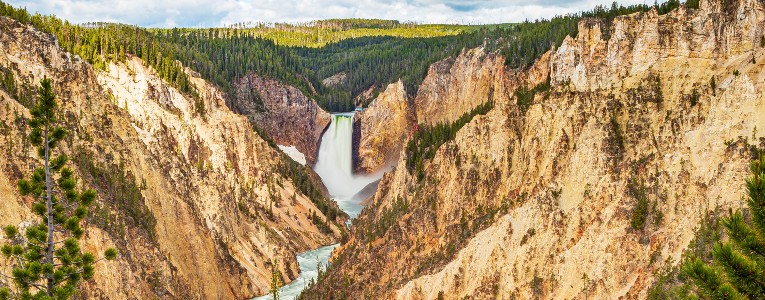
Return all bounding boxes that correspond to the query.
[314,113,354,183]
[313,113,380,217]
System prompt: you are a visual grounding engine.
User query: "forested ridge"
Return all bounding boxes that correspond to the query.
[219,19,471,47]
[0,0,692,112]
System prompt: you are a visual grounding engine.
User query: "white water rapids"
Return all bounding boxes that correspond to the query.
[254,113,383,300]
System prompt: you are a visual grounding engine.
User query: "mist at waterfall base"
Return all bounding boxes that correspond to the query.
[253,113,384,300]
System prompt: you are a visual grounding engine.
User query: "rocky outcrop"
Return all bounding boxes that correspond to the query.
[310,0,765,298]
[354,80,414,173]
[322,72,347,87]
[233,74,330,164]
[414,47,505,126]
[0,17,342,299]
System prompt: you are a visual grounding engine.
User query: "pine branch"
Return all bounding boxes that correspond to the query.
[93,256,110,264]
[713,243,765,298]
[28,236,48,247]
[22,280,46,291]
[0,270,45,291]
[13,254,24,269]
[723,213,765,261]
[61,201,80,210]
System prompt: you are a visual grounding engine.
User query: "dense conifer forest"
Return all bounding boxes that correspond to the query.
[0,0,689,112]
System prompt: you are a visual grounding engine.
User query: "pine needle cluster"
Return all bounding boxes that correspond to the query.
[684,152,765,299]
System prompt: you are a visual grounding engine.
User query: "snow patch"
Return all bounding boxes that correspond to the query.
[278,145,307,166]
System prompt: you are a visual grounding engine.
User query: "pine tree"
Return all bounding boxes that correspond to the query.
[0,78,117,300]
[270,259,282,300]
[683,152,765,299]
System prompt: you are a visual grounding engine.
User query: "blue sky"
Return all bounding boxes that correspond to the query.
[8,0,656,28]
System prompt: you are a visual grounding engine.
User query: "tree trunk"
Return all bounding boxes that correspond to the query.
[44,125,54,296]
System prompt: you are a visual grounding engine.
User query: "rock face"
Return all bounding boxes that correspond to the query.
[414,47,505,126]
[309,0,765,299]
[322,72,347,87]
[0,17,342,299]
[354,80,414,173]
[233,73,330,164]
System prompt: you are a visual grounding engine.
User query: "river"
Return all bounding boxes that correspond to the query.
[253,113,383,299]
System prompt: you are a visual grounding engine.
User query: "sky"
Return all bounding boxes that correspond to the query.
[7,0,656,28]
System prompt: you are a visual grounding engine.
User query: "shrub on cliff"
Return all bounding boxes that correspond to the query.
[629,179,649,231]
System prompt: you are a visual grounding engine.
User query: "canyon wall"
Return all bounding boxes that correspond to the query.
[309,0,765,298]
[415,47,505,126]
[233,74,330,164]
[354,80,414,173]
[0,17,342,299]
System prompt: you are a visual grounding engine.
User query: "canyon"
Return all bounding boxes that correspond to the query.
[0,0,764,299]
[304,0,765,298]
[0,17,343,299]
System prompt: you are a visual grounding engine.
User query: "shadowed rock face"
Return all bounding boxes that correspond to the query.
[307,0,765,298]
[0,16,343,299]
[233,73,330,165]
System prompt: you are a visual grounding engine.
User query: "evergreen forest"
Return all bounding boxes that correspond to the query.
[0,0,689,112]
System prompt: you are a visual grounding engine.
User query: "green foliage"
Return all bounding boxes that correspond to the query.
[405,100,494,181]
[683,258,746,300]
[657,0,682,15]
[607,116,626,168]
[0,0,689,115]
[103,248,118,261]
[221,20,470,48]
[270,259,282,300]
[0,2,198,102]
[515,76,551,113]
[733,70,740,77]
[72,148,157,243]
[683,152,765,299]
[1,79,116,299]
[0,67,17,98]
[364,197,409,241]
[629,179,649,230]
[309,210,333,235]
[0,66,35,108]
[691,89,700,107]
[686,0,701,9]
[295,34,481,110]
[277,156,344,223]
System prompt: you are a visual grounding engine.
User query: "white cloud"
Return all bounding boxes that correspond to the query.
[7,0,656,27]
